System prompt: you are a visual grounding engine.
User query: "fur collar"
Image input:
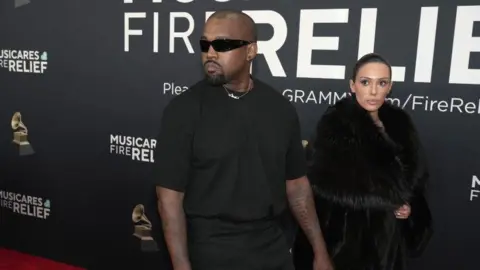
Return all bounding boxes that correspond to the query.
[307,95,428,210]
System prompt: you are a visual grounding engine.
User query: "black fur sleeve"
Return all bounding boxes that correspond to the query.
[307,105,410,211]
[400,110,429,193]
[400,114,433,257]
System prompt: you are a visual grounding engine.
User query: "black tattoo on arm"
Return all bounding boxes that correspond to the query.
[287,177,330,259]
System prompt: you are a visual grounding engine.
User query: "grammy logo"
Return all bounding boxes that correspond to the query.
[11,112,35,156]
[302,140,309,148]
[132,204,159,252]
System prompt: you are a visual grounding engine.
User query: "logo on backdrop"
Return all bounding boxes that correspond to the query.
[14,0,30,8]
[0,49,48,74]
[109,134,156,163]
[124,2,480,114]
[11,112,35,156]
[0,190,51,219]
[470,175,479,202]
[163,82,189,96]
[124,2,479,85]
[132,204,159,252]
[302,140,308,148]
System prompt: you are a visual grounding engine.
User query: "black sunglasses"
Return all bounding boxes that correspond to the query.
[199,39,253,53]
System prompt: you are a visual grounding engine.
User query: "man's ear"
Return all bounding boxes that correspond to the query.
[247,43,257,61]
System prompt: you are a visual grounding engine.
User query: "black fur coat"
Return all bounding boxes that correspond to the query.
[293,95,433,270]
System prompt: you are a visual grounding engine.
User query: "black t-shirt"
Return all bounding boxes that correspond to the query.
[154,78,306,222]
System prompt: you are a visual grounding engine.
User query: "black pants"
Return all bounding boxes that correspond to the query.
[187,218,294,270]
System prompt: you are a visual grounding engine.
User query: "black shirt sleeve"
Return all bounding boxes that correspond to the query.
[153,94,198,192]
[285,108,307,180]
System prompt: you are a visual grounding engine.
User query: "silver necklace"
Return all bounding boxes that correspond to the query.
[223,80,253,99]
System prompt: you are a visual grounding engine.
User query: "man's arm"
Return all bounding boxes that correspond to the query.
[286,177,330,263]
[153,94,197,270]
[284,109,332,268]
[157,187,190,270]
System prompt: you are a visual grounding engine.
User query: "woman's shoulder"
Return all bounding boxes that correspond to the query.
[379,101,417,132]
[316,95,365,134]
[321,96,414,128]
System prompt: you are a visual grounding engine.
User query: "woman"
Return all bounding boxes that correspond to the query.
[293,53,433,270]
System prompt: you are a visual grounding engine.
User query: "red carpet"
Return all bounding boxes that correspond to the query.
[0,249,85,270]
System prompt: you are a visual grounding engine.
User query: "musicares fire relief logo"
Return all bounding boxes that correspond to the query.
[109,134,156,163]
[470,175,479,202]
[132,204,158,252]
[0,49,48,74]
[11,112,35,156]
[0,190,51,219]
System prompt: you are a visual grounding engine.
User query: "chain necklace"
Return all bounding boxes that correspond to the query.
[223,79,253,99]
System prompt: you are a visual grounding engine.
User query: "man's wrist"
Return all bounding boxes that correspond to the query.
[313,247,330,261]
[172,260,191,270]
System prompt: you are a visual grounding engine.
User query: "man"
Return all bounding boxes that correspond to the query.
[154,10,333,270]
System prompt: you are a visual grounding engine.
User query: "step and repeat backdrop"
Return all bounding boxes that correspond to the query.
[0,0,479,269]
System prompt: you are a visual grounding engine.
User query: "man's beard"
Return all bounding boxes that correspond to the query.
[205,73,228,86]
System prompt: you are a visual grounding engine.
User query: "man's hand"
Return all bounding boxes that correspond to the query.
[314,255,334,270]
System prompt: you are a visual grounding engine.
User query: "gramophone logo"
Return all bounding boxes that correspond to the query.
[302,140,308,148]
[132,204,159,252]
[11,112,35,156]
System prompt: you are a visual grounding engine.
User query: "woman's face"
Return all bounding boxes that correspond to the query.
[350,62,392,112]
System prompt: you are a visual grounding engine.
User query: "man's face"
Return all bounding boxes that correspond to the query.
[201,18,252,86]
